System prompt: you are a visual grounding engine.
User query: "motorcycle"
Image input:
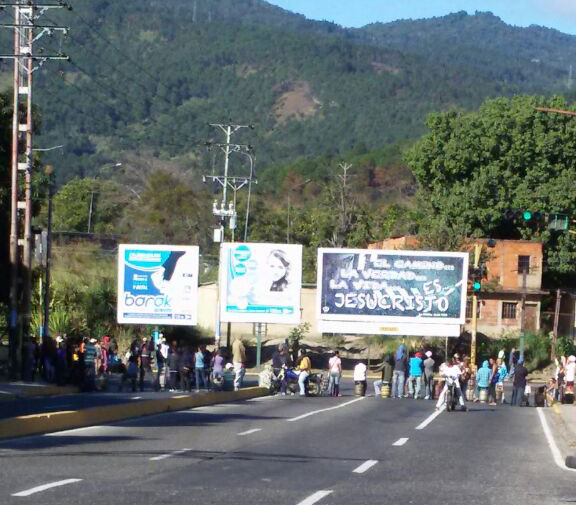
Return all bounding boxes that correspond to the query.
[445,376,459,412]
[273,367,323,396]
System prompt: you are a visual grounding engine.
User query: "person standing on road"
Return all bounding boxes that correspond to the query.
[407,352,424,399]
[232,337,246,391]
[459,356,472,401]
[194,346,206,392]
[354,359,368,396]
[373,354,393,398]
[272,344,291,395]
[496,358,508,404]
[511,359,528,406]
[298,351,312,396]
[475,360,491,402]
[328,351,342,397]
[155,339,169,391]
[565,356,576,396]
[392,344,407,399]
[423,351,435,400]
[167,345,181,392]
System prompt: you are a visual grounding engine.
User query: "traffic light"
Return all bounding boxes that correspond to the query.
[470,267,484,292]
[504,210,544,224]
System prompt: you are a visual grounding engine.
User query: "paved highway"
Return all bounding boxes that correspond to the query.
[0,380,573,505]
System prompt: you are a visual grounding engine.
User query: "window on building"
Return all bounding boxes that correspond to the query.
[518,255,530,274]
[502,302,517,319]
[466,299,481,319]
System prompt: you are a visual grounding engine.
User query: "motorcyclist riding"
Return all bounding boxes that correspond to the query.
[436,358,467,411]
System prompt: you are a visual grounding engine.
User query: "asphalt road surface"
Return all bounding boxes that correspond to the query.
[0,377,259,420]
[0,379,573,505]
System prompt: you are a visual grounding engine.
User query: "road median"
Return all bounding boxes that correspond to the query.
[0,387,269,440]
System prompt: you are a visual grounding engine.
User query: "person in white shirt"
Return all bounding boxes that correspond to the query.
[566,355,576,394]
[354,360,368,396]
[436,359,467,411]
[328,351,342,397]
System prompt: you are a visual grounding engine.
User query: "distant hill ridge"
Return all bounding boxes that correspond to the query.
[25,0,576,186]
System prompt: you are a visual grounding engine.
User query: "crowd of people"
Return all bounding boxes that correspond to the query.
[20,333,249,393]
[367,345,530,409]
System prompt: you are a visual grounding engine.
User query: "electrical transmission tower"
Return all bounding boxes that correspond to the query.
[203,123,256,243]
[0,0,69,379]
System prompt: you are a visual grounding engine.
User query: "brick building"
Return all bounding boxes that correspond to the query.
[369,236,546,338]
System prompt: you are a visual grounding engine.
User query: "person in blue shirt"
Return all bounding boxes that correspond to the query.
[475,360,491,402]
[407,352,424,399]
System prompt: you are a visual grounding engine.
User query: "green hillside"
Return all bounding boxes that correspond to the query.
[23,0,576,189]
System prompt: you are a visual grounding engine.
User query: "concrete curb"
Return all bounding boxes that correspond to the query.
[0,384,80,399]
[0,387,269,440]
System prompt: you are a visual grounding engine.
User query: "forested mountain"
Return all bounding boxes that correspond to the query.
[14,0,576,190]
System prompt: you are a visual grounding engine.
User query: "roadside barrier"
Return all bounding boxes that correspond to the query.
[0,387,268,440]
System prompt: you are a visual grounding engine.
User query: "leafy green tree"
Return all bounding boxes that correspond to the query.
[119,170,211,247]
[49,178,126,234]
[406,95,576,281]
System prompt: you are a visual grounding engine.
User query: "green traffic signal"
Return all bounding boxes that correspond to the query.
[473,281,481,291]
[523,211,532,220]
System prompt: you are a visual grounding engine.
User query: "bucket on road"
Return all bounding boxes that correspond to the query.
[479,388,488,403]
[355,381,367,396]
[381,382,391,398]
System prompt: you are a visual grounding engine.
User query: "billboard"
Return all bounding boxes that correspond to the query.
[220,243,302,324]
[117,244,199,326]
[317,248,468,334]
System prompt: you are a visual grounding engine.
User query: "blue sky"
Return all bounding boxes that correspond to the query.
[266,0,576,35]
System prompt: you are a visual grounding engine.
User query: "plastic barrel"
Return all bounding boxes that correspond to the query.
[381,382,391,398]
[479,388,488,403]
[222,371,235,391]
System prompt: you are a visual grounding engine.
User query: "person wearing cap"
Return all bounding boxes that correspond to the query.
[512,358,528,406]
[423,351,435,400]
[407,352,424,399]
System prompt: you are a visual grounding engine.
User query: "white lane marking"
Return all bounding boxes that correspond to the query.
[296,490,333,505]
[352,459,378,473]
[12,479,83,497]
[131,396,142,400]
[415,408,444,430]
[149,448,192,461]
[237,428,262,436]
[536,407,576,473]
[392,437,409,446]
[287,397,365,422]
[247,396,276,402]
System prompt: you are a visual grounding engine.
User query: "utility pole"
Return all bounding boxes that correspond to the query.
[87,190,97,233]
[1,0,68,378]
[552,288,562,361]
[42,165,54,340]
[470,243,481,370]
[519,267,528,362]
[203,123,255,350]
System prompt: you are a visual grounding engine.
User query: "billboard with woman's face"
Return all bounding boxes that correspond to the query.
[219,243,303,323]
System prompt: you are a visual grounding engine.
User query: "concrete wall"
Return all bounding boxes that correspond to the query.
[197,284,321,339]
